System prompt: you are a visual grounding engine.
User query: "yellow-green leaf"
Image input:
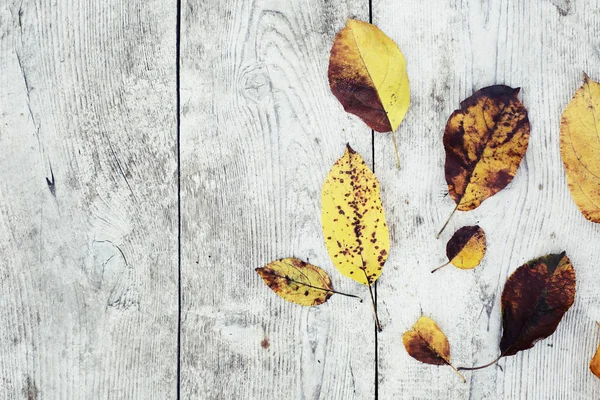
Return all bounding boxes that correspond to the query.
[560,73,600,223]
[256,258,335,306]
[328,19,410,133]
[321,145,389,286]
[402,316,465,382]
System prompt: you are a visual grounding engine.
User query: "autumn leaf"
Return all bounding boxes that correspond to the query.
[403,316,465,382]
[460,252,576,371]
[590,322,600,378]
[560,73,600,223]
[328,19,410,167]
[432,225,486,273]
[437,85,530,237]
[256,258,360,306]
[322,144,389,330]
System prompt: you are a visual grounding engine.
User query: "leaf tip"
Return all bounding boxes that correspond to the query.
[583,71,590,83]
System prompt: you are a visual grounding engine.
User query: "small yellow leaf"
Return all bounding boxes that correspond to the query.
[590,322,600,379]
[433,226,486,273]
[560,73,600,223]
[256,258,334,306]
[328,19,410,132]
[321,145,390,286]
[402,316,465,382]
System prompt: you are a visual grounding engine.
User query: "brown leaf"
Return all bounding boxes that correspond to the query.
[438,85,530,237]
[500,252,576,356]
[402,316,465,382]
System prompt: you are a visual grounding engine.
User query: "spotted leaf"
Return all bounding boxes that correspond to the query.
[590,322,600,379]
[321,145,389,286]
[438,85,530,237]
[256,258,335,306]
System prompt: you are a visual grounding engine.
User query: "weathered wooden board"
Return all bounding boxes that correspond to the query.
[179,0,378,399]
[374,0,600,398]
[0,0,177,398]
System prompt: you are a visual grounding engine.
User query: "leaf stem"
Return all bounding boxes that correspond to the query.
[363,270,382,332]
[436,203,459,239]
[268,272,362,301]
[457,355,502,371]
[448,362,466,383]
[431,260,451,273]
[596,321,600,329]
[391,130,401,169]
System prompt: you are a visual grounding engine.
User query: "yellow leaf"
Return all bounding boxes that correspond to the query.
[591,322,600,379]
[432,225,486,273]
[402,316,465,382]
[560,73,600,223]
[321,145,389,286]
[437,85,530,237]
[256,258,334,306]
[322,145,389,330]
[328,19,410,133]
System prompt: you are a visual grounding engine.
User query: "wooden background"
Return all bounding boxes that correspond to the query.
[1,0,600,398]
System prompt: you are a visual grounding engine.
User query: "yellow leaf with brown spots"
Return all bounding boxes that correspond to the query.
[256,258,343,306]
[402,316,465,382]
[328,19,410,133]
[560,73,600,223]
[438,85,530,237]
[321,144,389,330]
[590,322,600,379]
[321,145,389,286]
[432,225,486,273]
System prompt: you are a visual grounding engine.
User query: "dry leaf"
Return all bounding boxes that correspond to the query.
[403,316,465,382]
[322,144,389,329]
[461,252,576,371]
[256,258,359,306]
[560,73,600,222]
[437,85,530,237]
[432,225,486,273]
[590,322,600,378]
[328,19,410,133]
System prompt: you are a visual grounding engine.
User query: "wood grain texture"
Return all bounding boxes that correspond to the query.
[374,0,600,398]
[179,0,377,399]
[0,0,177,398]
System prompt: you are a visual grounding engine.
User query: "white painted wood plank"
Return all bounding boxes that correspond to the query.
[374,0,600,398]
[0,1,177,398]
[180,1,377,398]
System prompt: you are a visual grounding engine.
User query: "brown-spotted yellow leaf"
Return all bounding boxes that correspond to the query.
[500,252,576,356]
[590,322,600,379]
[402,316,465,382]
[256,258,334,306]
[443,85,530,212]
[328,19,410,132]
[321,144,389,286]
[560,73,600,223]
